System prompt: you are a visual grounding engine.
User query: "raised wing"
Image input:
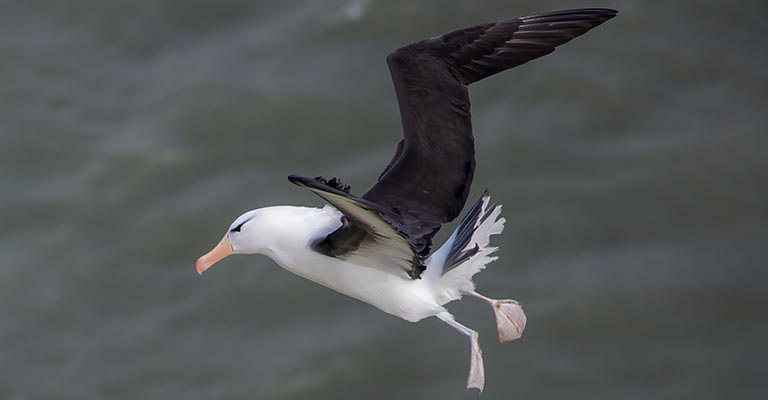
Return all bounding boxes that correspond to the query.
[288,175,423,279]
[363,8,617,256]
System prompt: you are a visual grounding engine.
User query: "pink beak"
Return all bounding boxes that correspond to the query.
[196,234,232,275]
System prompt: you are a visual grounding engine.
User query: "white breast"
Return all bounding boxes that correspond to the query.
[266,206,445,322]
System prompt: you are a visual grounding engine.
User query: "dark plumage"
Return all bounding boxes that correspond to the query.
[314,176,351,193]
[197,10,617,391]
[291,8,617,278]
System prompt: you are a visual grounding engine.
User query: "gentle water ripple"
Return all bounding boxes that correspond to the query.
[2,1,767,399]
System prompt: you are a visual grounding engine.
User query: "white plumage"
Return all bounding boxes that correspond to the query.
[195,7,616,392]
[200,194,525,391]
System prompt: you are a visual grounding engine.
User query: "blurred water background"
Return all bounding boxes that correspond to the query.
[2,0,767,399]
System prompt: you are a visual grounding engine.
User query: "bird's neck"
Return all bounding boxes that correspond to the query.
[257,205,342,268]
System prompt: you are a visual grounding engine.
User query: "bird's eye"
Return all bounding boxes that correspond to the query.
[230,222,246,232]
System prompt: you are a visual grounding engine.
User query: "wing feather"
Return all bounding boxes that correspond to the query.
[363,8,617,255]
[289,175,423,279]
[287,9,616,273]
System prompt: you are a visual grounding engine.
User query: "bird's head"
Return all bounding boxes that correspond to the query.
[195,209,267,275]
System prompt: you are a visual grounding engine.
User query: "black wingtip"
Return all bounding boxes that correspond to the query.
[524,8,618,19]
[433,7,617,85]
[520,8,618,27]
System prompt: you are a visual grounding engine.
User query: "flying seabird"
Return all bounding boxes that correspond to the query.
[196,8,616,391]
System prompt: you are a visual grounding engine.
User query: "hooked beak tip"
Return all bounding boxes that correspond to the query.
[195,257,207,275]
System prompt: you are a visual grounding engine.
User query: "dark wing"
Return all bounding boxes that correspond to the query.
[288,175,423,279]
[363,8,617,256]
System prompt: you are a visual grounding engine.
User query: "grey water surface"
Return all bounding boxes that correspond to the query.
[2,1,767,399]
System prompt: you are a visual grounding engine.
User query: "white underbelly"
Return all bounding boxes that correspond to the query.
[281,256,444,322]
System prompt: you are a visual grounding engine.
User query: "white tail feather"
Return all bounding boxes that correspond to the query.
[429,196,506,305]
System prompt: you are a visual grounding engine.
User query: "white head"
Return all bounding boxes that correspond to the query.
[195,206,318,275]
[195,208,272,275]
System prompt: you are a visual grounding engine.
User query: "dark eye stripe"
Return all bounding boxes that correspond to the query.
[230,221,246,232]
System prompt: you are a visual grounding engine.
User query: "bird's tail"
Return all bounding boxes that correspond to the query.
[425,191,505,305]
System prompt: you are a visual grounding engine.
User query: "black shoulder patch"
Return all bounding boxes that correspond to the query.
[312,216,365,257]
[314,176,351,193]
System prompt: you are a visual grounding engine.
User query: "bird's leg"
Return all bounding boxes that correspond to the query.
[469,291,526,343]
[436,312,485,392]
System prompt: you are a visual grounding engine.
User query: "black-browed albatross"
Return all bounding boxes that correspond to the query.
[196,8,616,391]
